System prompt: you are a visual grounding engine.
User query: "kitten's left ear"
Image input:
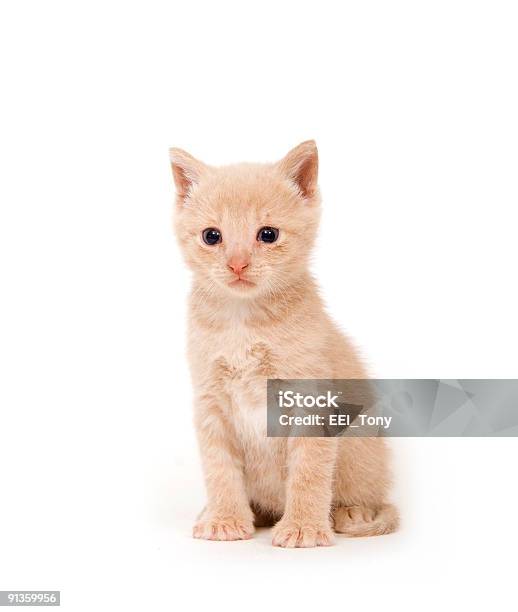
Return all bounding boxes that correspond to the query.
[169,147,207,199]
[278,140,319,199]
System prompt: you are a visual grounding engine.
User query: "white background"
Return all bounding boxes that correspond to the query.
[1,1,517,610]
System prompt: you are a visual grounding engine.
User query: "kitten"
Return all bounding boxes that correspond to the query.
[170,141,399,547]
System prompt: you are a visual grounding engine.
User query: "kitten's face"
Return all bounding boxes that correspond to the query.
[171,142,320,299]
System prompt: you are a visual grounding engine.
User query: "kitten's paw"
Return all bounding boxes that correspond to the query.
[193,516,254,541]
[272,519,335,548]
[333,504,399,537]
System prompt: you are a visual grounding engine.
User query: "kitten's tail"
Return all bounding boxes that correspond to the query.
[333,503,399,537]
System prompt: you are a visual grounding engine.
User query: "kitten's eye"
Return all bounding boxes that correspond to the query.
[202,228,222,245]
[257,227,279,243]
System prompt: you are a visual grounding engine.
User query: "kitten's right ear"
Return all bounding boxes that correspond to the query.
[277,140,319,199]
[169,148,206,199]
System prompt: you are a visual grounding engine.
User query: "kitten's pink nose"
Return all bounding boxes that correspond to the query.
[227,257,249,275]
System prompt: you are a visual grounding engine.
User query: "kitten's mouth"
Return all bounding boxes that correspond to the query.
[228,277,256,289]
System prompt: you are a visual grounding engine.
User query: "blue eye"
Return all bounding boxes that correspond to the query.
[202,228,222,245]
[257,227,279,243]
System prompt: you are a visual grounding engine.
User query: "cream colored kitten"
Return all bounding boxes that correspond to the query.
[170,141,399,547]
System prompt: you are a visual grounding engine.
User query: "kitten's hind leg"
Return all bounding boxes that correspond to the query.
[333,437,399,537]
[332,504,399,537]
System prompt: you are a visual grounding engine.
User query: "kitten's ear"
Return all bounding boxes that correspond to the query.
[278,140,319,199]
[169,148,206,199]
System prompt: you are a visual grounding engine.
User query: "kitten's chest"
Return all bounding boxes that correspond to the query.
[210,324,272,438]
[202,303,272,371]
[215,324,274,392]
[218,323,257,369]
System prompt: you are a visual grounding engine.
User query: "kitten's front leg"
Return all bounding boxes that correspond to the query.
[272,438,337,548]
[193,399,254,541]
